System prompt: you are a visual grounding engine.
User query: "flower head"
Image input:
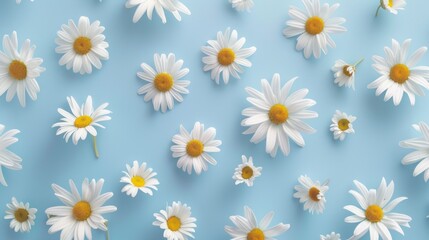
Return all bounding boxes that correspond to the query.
[0,124,22,186]
[293,175,329,214]
[121,161,160,197]
[125,0,191,23]
[229,0,254,12]
[330,110,356,141]
[4,197,37,232]
[153,201,197,239]
[233,155,262,187]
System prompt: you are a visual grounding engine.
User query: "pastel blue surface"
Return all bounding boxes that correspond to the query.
[1,0,429,239]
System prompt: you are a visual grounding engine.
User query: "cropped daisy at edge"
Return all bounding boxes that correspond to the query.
[125,0,191,24]
[0,124,22,187]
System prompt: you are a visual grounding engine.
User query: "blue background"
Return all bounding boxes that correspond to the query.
[1,0,428,239]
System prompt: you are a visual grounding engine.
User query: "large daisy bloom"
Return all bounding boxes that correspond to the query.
[4,197,37,232]
[45,179,117,240]
[376,0,406,16]
[120,160,160,197]
[329,110,356,141]
[344,178,412,240]
[293,175,329,214]
[171,122,222,175]
[331,58,364,90]
[153,201,197,240]
[229,0,254,12]
[225,206,290,239]
[241,73,318,157]
[137,53,190,113]
[368,39,429,106]
[233,155,262,187]
[0,124,22,187]
[125,0,191,24]
[0,31,45,107]
[201,28,256,84]
[56,16,109,75]
[320,232,341,240]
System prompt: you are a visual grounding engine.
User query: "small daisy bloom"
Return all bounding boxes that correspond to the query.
[329,110,356,141]
[241,73,318,157]
[171,122,222,175]
[344,178,412,240]
[331,58,364,90]
[233,155,262,187]
[45,179,117,240]
[368,39,429,106]
[153,201,197,240]
[0,124,22,187]
[4,197,37,232]
[229,0,254,12]
[225,206,290,239]
[125,0,191,24]
[283,0,347,59]
[320,232,341,240]
[137,53,190,113]
[376,0,406,16]
[201,28,256,84]
[293,175,329,214]
[120,160,160,197]
[55,16,109,74]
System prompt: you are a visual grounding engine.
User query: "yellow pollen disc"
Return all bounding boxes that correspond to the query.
[247,228,265,240]
[338,118,350,131]
[14,208,29,223]
[305,16,325,35]
[365,205,384,223]
[342,65,354,77]
[167,216,181,231]
[73,36,92,55]
[9,60,27,80]
[154,72,174,92]
[131,176,145,187]
[308,187,321,202]
[186,139,204,158]
[72,201,92,221]
[389,64,410,84]
[74,115,93,128]
[217,48,236,66]
[268,104,288,125]
[388,0,393,7]
[241,166,254,179]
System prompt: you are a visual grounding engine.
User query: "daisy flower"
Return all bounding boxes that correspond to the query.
[376,0,406,16]
[125,0,191,24]
[4,197,37,232]
[120,160,160,197]
[0,124,22,187]
[0,31,45,107]
[331,58,364,90]
[55,16,109,75]
[201,28,256,84]
[171,122,222,175]
[344,178,412,240]
[368,39,429,106]
[320,232,341,240]
[225,206,290,239]
[137,53,190,113]
[45,178,117,240]
[241,73,318,157]
[229,0,254,12]
[293,175,329,214]
[52,96,111,158]
[233,155,262,187]
[329,110,356,141]
[153,201,197,240]
[283,0,347,59]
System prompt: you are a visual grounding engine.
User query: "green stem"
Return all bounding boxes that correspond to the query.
[353,58,365,67]
[375,5,382,17]
[105,222,110,240]
[93,136,99,159]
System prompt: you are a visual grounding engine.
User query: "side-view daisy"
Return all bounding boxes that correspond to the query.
[229,0,254,12]
[293,175,329,214]
[0,124,22,187]
[241,73,318,157]
[368,39,429,106]
[331,58,364,90]
[137,53,190,113]
[120,160,160,197]
[125,0,191,24]
[344,178,412,240]
[171,122,222,175]
[329,110,356,141]
[321,232,341,240]
[233,155,262,187]
[376,0,406,16]
[201,28,256,84]
[4,197,37,232]
[153,201,197,240]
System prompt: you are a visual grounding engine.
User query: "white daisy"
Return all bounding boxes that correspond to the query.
[229,0,254,12]
[120,160,160,197]
[45,178,117,240]
[368,39,429,106]
[293,175,329,214]
[320,232,341,240]
[0,31,45,107]
[201,28,256,84]
[171,122,222,175]
[283,0,347,59]
[137,53,190,113]
[241,73,318,157]
[233,155,262,187]
[329,110,356,141]
[331,58,364,90]
[153,201,197,240]
[0,124,22,187]
[376,0,406,16]
[225,206,290,239]
[55,16,109,75]
[344,178,412,240]
[4,197,37,232]
[125,0,191,24]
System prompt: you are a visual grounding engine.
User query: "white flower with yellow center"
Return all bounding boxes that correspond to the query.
[55,16,109,75]
[153,201,197,240]
[330,110,356,141]
[233,155,262,187]
[331,58,364,90]
[320,232,341,240]
[241,73,318,157]
[137,53,190,113]
[368,39,429,106]
[4,197,37,232]
[0,124,22,187]
[201,28,256,84]
[120,160,160,197]
[283,0,347,59]
[171,122,222,175]
[376,0,406,16]
[293,175,329,214]
[125,0,191,24]
[229,0,254,12]
[225,206,290,240]
[344,178,411,240]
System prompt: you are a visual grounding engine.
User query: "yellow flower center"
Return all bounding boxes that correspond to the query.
[308,187,321,202]
[131,176,145,187]
[305,16,325,35]
[154,72,174,92]
[365,205,384,223]
[14,208,29,223]
[388,0,393,7]
[73,36,92,55]
[9,60,27,80]
[338,118,350,131]
[74,115,93,128]
[167,216,181,231]
[186,139,204,157]
[241,166,254,179]
[268,104,288,125]
[342,65,354,77]
[72,201,92,221]
[389,64,410,84]
[217,48,236,66]
[247,228,265,240]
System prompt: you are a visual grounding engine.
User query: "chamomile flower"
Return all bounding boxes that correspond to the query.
[229,0,254,12]
[201,28,256,84]
[329,110,356,141]
[125,0,191,24]
[4,197,37,232]
[293,175,329,214]
[368,39,429,106]
[0,124,22,187]
[55,16,109,75]
[153,201,197,240]
[283,0,347,59]
[171,122,222,175]
[233,155,262,187]
[137,53,190,113]
[120,161,160,197]
[225,206,290,239]
[241,73,318,157]
[320,232,341,240]
[0,31,45,107]
[344,178,411,240]
[376,0,406,16]
[331,58,364,90]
